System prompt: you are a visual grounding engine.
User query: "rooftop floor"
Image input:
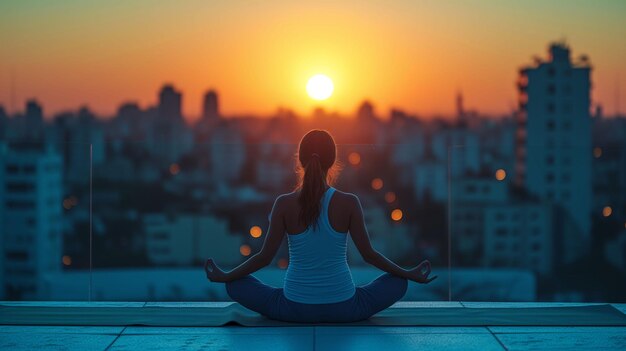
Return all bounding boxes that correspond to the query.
[2,302,626,350]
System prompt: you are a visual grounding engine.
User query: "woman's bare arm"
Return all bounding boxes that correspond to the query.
[347,194,435,283]
[205,196,286,283]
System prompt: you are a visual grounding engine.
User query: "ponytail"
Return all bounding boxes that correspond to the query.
[298,154,326,228]
[296,130,338,229]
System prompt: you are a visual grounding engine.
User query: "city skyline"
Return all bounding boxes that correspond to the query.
[1,1,625,119]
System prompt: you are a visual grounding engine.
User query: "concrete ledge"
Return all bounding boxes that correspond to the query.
[2,302,626,327]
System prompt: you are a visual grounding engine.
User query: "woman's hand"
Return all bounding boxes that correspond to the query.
[407,260,437,284]
[204,258,229,283]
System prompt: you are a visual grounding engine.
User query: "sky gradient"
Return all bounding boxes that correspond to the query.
[1,0,625,119]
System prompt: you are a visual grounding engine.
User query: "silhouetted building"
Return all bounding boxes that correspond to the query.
[151,85,193,166]
[515,41,592,263]
[195,90,221,142]
[202,90,219,121]
[456,91,465,124]
[357,101,375,121]
[0,106,7,139]
[158,85,182,121]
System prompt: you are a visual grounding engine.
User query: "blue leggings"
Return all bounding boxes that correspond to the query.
[225,273,408,323]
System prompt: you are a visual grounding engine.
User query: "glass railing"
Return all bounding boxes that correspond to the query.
[89,142,449,301]
[450,144,625,302]
[2,137,624,303]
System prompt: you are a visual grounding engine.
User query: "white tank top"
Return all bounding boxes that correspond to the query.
[283,187,356,304]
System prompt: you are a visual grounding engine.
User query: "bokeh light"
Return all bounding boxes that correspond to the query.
[249,226,263,238]
[371,178,383,190]
[169,163,180,175]
[385,191,396,203]
[495,169,506,181]
[602,206,612,217]
[62,255,72,266]
[278,258,288,269]
[348,152,361,166]
[391,209,403,221]
[240,244,251,256]
[593,147,602,158]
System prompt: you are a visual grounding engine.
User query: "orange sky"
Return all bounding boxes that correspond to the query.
[1,1,625,119]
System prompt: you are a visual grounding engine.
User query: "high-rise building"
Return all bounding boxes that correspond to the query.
[515,42,592,262]
[151,85,192,166]
[0,144,63,299]
[202,90,219,121]
[0,106,7,140]
[158,85,182,121]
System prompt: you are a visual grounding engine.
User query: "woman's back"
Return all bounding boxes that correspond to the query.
[282,187,356,304]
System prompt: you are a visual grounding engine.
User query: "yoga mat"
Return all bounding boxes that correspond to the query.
[2,302,625,327]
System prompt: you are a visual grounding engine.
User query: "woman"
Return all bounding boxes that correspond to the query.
[204,129,436,323]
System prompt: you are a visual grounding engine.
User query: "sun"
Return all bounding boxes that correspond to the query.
[306,74,334,100]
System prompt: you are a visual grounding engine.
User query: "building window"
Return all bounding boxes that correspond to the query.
[547,103,555,114]
[562,103,572,114]
[547,84,556,95]
[6,164,19,174]
[495,228,508,236]
[546,173,555,183]
[546,120,555,131]
[563,84,572,95]
[6,251,29,261]
[6,200,35,210]
[546,155,555,165]
[548,67,556,77]
[6,182,35,193]
[563,121,572,130]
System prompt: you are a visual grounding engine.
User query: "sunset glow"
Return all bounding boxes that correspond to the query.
[1,1,625,118]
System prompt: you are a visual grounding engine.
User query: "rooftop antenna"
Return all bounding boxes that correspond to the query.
[616,74,621,117]
[10,67,16,115]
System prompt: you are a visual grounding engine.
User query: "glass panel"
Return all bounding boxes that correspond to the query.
[1,140,91,301]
